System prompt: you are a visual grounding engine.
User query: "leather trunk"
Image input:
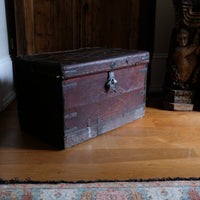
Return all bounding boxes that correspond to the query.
[15,48,149,149]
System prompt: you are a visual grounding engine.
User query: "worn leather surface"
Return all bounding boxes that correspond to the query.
[20,47,149,78]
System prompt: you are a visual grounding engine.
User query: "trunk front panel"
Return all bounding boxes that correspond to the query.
[62,64,147,148]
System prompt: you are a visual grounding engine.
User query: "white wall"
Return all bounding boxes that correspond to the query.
[150,0,175,92]
[0,0,15,112]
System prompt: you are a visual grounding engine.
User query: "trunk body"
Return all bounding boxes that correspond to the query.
[15,48,149,149]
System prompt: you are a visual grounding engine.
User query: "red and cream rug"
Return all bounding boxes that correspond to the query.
[1,179,200,199]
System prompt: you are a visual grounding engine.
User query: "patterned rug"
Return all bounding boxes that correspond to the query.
[1,179,200,199]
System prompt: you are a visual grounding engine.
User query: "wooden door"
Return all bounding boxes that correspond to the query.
[14,0,74,55]
[14,0,155,56]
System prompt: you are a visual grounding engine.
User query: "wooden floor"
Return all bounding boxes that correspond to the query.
[1,94,200,181]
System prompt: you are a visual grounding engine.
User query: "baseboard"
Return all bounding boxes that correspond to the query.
[149,53,168,93]
[0,90,16,112]
[0,55,15,112]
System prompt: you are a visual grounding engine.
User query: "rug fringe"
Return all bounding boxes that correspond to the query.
[1,177,200,184]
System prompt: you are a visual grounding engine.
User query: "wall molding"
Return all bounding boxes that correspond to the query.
[149,53,168,93]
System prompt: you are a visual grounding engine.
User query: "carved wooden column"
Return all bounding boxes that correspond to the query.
[163,0,200,111]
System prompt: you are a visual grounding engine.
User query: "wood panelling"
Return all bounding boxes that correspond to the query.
[76,0,140,49]
[23,0,35,54]
[14,0,26,55]
[34,0,74,52]
[14,0,155,56]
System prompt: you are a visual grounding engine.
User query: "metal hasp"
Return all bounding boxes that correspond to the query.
[106,71,118,92]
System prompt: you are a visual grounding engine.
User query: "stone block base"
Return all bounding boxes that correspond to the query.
[163,89,194,111]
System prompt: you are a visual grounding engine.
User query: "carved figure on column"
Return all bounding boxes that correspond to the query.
[163,0,200,111]
[166,27,200,90]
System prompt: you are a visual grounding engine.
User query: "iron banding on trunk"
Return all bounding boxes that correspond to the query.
[64,112,78,120]
[63,82,77,89]
[139,67,147,73]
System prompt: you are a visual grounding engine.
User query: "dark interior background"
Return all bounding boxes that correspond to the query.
[5,0,156,56]
[5,0,156,90]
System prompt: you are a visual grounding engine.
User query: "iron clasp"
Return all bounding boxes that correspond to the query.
[106,71,118,92]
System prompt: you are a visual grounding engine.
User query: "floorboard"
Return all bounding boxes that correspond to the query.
[1,93,200,181]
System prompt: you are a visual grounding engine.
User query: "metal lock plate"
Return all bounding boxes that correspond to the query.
[106,71,118,92]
